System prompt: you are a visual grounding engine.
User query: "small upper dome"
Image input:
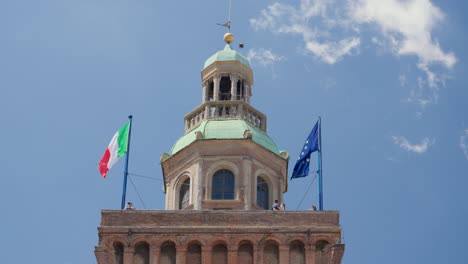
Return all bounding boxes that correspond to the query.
[203,44,251,69]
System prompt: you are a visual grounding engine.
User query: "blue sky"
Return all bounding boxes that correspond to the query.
[1,0,467,263]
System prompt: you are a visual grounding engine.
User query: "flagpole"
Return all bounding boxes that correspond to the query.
[318,116,323,210]
[121,115,133,210]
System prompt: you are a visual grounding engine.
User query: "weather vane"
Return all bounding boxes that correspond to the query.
[217,0,232,32]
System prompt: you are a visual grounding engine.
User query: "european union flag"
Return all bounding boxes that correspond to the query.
[291,121,319,178]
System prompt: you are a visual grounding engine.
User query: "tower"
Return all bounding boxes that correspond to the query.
[161,33,289,212]
[95,34,345,264]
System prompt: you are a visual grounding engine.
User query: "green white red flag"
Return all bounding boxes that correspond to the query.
[99,122,130,178]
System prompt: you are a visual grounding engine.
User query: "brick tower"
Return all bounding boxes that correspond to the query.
[95,33,345,264]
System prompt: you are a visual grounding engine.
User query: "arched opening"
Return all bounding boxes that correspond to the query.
[238,242,253,264]
[179,178,190,209]
[186,242,202,264]
[208,81,214,101]
[212,169,234,200]
[160,241,176,264]
[219,77,231,100]
[315,240,330,264]
[263,241,279,264]
[236,80,244,100]
[113,242,124,264]
[256,176,269,209]
[133,242,149,264]
[212,244,228,264]
[289,240,306,264]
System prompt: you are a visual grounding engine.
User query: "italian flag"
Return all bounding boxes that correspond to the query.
[99,122,130,178]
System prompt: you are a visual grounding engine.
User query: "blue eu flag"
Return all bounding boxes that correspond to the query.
[291,121,319,178]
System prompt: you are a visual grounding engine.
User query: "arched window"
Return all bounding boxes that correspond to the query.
[238,242,253,264]
[256,176,269,209]
[263,241,279,264]
[315,240,330,264]
[133,242,149,264]
[160,241,176,264]
[212,169,234,200]
[212,244,227,264]
[113,242,124,264]
[289,240,306,264]
[186,242,202,264]
[179,178,190,209]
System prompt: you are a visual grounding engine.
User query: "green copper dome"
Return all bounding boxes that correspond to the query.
[169,119,281,156]
[203,44,251,69]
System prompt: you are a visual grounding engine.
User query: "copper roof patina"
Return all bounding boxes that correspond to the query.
[203,44,251,69]
[169,119,281,157]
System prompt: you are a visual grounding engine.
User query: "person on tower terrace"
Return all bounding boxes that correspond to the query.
[125,202,136,210]
[271,200,280,211]
[279,203,286,211]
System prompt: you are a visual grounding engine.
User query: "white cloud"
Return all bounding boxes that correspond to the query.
[392,136,434,153]
[305,37,360,64]
[250,0,457,108]
[247,48,285,67]
[349,0,456,107]
[250,0,360,64]
[349,0,456,68]
[460,130,468,160]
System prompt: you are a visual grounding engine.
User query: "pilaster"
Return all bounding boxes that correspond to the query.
[123,247,135,264]
[227,248,237,264]
[194,161,203,210]
[176,246,186,264]
[151,246,160,264]
[202,246,212,264]
[279,245,290,264]
[306,244,314,264]
[242,157,253,209]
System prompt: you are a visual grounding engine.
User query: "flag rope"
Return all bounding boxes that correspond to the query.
[128,173,163,181]
[295,172,318,210]
[128,175,147,209]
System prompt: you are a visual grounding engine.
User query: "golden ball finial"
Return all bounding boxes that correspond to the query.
[224,33,234,44]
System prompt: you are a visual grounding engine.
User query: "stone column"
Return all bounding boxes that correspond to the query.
[202,246,212,264]
[279,245,290,264]
[242,158,252,210]
[202,81,208,103]
[194,161,203,210]
[230,75,238,101]
[123,247,135,264]
[245,84,250,103]
[213,75,220,101]
[151,246,160,264]
[176,246,186,264]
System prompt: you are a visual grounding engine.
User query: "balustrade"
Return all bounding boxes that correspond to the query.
[184,101,266,132]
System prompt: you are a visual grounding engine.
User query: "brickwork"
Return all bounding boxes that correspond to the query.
[95,210,344,264]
